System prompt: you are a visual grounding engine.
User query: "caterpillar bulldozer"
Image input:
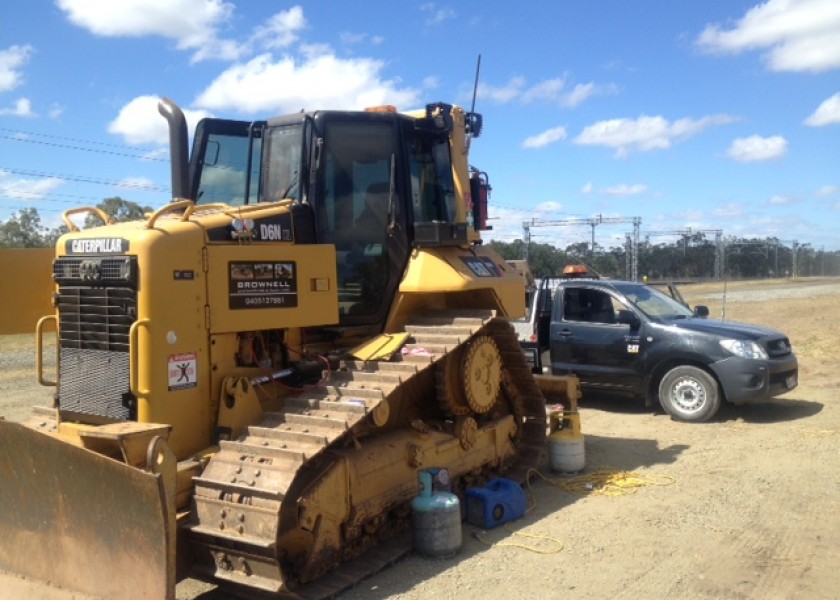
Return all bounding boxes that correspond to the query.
[0,98,550,599]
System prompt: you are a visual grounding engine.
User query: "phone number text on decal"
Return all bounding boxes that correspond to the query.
[244,296,287,306]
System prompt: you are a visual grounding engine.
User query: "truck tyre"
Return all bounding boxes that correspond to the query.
[658,365,720,422]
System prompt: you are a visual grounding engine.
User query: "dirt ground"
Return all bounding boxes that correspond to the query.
[1,277,839,600]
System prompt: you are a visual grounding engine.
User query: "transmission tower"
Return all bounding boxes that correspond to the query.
[523,215,642,279]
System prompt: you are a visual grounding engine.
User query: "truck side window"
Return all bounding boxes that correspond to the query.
[562,288,621,324]
[584,291,615,324]
[563,288,584,322]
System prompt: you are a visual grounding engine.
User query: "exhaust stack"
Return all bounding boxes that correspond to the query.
[157,97,190,201]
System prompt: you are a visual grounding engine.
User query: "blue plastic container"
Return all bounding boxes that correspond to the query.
[465,478,526,529]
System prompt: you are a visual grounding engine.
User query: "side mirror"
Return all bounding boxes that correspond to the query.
[693,305,709,318]
[616,309,640,328]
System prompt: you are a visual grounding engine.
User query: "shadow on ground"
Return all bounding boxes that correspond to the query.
[717,397,823,424]
[576,391,822,425]
[186,430,687,600]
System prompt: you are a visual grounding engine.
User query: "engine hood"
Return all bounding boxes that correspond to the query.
[667,317,783,340]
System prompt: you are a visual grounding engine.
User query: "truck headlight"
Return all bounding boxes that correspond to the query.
[719,339,767,360]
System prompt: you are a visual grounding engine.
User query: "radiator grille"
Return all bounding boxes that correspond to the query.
[59,348,132,420]
[54,255,138,420]
[56,287,136,352]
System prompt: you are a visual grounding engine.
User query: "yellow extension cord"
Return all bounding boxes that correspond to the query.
[471,468,676,555]
[525,467,676,499]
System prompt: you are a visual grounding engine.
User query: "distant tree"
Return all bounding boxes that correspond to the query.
[0,208,50,248]
[43,223,71,247]
[487,239,524,262]
[83,197,152,229]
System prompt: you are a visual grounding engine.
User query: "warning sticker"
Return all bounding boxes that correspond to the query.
[229,261,298,309]
[168,352,197,391]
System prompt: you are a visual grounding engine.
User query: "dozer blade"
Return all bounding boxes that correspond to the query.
[0,420,176,600]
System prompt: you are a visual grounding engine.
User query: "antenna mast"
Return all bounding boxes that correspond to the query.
[465,54,482,153]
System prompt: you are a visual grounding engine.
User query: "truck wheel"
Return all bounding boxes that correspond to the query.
[658,365,721,422]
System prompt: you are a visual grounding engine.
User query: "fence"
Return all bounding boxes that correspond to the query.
[0,249,54,335]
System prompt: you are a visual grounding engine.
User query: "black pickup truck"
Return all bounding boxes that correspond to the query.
[513,269,798,422]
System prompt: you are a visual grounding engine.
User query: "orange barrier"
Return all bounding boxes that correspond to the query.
[0,248,54,335]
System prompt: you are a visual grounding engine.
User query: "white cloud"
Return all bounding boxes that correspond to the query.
[768,194,792,205]
[581,182,593,194]
[604,184,648,196]
[804,92,840,126]
[0,171,63,200]
[696,0,840,73]
[522,126,567,149]
[57,0,245,62]
[420,4,456,26]
[815,185,838,196]
[251,6,307,51]
[520,78,565,104]
[713,203,744,218]
[478,77,526,104]
[118,177,158,191]
[194,54,420,114]
[422,76,439,89]
[562,82,597,108]
[0,45,33,92]
[340,32,367,46]
[0,98,35,117]
[479,76,612,108]
[534,201,564,213]
[108,95,212,145]
[726,135,788,162]
[574,114,735,157]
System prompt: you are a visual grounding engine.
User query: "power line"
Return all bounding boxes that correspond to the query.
[0,126,163,152]
[0,134,167,162]
[0,167,167,191]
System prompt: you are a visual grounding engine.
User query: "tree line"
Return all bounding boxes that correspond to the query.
[489,235,840,280]
[2,202,837,279]
[0,198,151,248]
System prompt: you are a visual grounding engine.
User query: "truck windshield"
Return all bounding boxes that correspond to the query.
[612,282,695,321]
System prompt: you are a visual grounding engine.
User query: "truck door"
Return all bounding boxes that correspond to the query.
[549,285,644,393]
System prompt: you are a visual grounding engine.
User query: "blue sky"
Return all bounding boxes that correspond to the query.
[1,1,839,250]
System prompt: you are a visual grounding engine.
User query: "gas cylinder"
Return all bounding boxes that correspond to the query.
[411,469,462,557]
[548,409,585,474]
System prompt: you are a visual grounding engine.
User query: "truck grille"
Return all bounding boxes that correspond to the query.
[764,337,792,358]
[54,256,138,420]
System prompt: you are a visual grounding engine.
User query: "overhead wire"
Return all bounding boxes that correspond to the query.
[0,132,167,162]
[0,127,170,220]
[0,126,164,153]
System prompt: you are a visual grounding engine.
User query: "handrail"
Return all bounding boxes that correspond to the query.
[61,207,113,232]
[222,199,294,217]
[35,315,58,387]
[129,318,151,397]
[144,199,195,229]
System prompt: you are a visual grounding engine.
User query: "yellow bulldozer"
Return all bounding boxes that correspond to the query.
[0,98,552,599]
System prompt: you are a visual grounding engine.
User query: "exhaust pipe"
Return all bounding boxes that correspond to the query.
[157,97,190,201]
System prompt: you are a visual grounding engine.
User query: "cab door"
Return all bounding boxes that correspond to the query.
[549,285,644,393]
[312,115,409,325]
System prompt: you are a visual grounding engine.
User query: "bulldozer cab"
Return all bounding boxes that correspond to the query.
[188,106,461,324]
